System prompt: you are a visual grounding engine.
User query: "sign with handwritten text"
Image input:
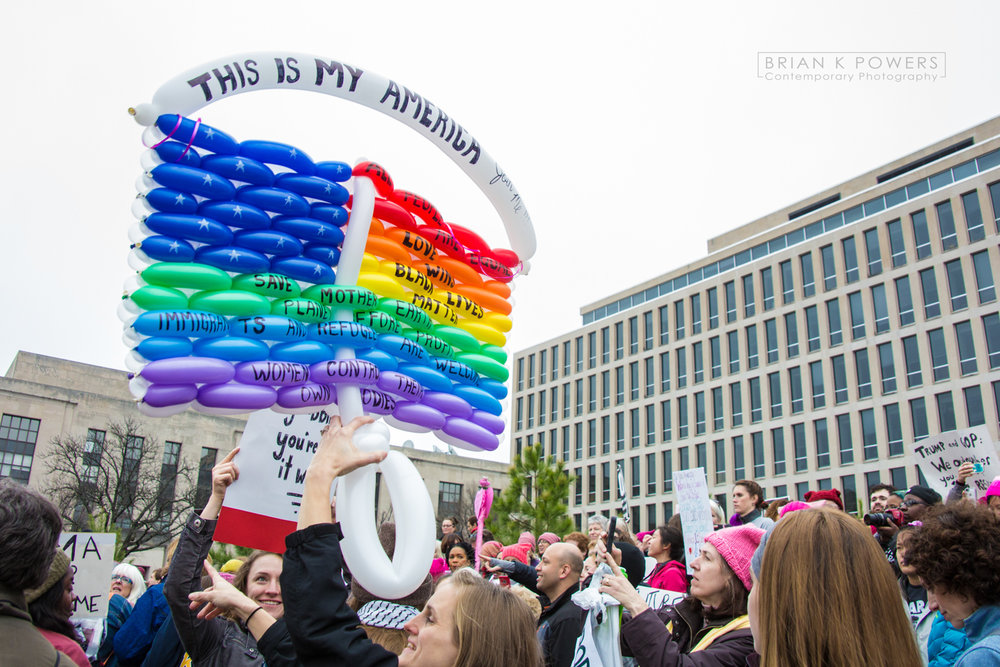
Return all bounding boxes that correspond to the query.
[672,468,715,575]
[60,532,116,620]
[910,426,999,499]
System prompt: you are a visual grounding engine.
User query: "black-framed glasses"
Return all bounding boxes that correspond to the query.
[901,499,926,508]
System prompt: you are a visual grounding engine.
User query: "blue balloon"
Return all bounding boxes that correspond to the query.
[271,216,345,245]
[315,161,352,182]
[150,164,236,200]
[132,310,229,338]
[193,336,270,361]
[453,385,502,416]
[233,230,303,257]
[145,188,199,214]
[309,321,378,348]
[230,315,309,341]
[194,246,271,273]
[197,201,272,230]
[477,377,508,400]
[270,256,336,284]
[275,174,349,205]
[269,340,332,364]
[135,336,194,361]
[356,348,399,372]
[397,363,453,392]
[239,140,316,175]
[310,204,350,227]
[201,154,275,186]
[155,115,239,155]
[433,358,480,386]
[235,186,311,216]
[377,334,428,365]
[134,235,195,262]
[302,243,341,265]
[144,213,234,245]
[154,140,201,167]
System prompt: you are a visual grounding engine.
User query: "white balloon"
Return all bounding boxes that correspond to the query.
[135,172,156,194]
[116,300,138,326]
[122,273,147,294]
[434,429,490,452]
[139,148,164,172]
[129,375,151,400]
[382,415,432,434]
[192,403,251,417]
[127,249,153,272]
[131,196,155,221]
[137,401,191,418]
[124,350,148,374]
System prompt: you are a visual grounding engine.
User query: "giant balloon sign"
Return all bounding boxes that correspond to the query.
[125,53,534,598]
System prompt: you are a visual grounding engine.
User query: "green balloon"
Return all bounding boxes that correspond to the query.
[432,325,481,353]
[377,298,433,333]
[188,290,272,317]
[141,262,232,291]
[232,273,302,299]
[355,310,401,335]
[303,284,378,310]
[399,329,454,359]
[455,352,509,382]
[128,285,188,311]
[479,343,508,365]
[271,298,332,324]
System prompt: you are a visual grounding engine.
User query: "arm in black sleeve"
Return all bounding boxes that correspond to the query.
[507,560,540,593]
[255,619,301,667]
[281,523,397,667]
[545,615,585,667]
[163,513,224,661]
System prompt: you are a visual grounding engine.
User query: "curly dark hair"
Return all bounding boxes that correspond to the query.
[905,502,1000,606]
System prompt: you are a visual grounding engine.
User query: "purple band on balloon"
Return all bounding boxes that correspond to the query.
[392,401,446,430]
[309,359,380,385]
[421,391,473,419]
[197,382,277,409]
[469,410,505,435]
[141,357,236,384]
[376,371,424,402]
[277,382,336,408]
[142,383,198,407]
[360,388,397,415]
[441,417,499,451]
[234,361,310,386]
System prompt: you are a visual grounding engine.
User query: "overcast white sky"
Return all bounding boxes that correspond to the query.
[3,1,999,462]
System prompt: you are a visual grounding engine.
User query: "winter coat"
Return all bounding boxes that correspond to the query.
[955,605,1000,667]
[165,513,300,667]
[281,522,398,667]
[37,629,90,667]
[115,581,169,665]
[99,593,132,666]
[140,611,186,667]
[645,561,687,593]
[928,612,970,667]
[620,596,755,667]
[0,585,72,666]
[537,586,586,667]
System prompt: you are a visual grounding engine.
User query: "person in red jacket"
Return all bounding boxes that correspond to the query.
[644,526,687,593]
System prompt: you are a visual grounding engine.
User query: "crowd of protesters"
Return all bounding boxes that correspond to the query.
[3,419,1000,667]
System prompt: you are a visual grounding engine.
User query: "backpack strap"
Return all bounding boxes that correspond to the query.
[690,615,751,652]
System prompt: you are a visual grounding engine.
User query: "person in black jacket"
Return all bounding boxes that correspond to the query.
[281,415,542,667]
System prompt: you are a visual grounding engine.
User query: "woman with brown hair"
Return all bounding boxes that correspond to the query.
[643,525,686,593]
[748,508,922,667]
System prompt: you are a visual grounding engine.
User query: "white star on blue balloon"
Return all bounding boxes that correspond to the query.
[228,249,242,262]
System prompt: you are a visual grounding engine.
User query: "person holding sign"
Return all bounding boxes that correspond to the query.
[951,463,1000,520]
[280,415,543,667]
[164,448,299,666]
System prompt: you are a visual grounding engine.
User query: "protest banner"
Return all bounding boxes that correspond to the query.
[635,584,686,610]
[60,532,116,620]
[215,409,332,552]
[911,426,999,499]
[672,467,715,575]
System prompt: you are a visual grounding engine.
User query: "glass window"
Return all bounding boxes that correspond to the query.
[714,440,726,484]
[821,244,837,290]
[961,191,986,242]
[765,319,779,363]
[903,335,923,387]
[695,392,706,435]
[955,321,978,375]
[645,357,655,397]
[936,200,958,251]
[708,287,719,329]
[678,396,688,439]
[679,446,690,470]
[832,355,848,403]
[539,349,547,384]
[627,317,638,355]
[746,324,759,369]
[887,219,907,267]
[989,182,1000,232]
[793,423,807,473]
[576,379,584,415]
[563,341,571,376]
[848,291,865,340]
[768,372,782,418]
[629,362,639,401]
[602,462,611,501]
[710,337,721,379]
[864,228,882,276]
[693,342,704,383]
[837,413,854,465]
[789,366,803,414]
[928,328,950,382]
[761,267,775,311]
[810,360,825,409]
[660,352,670,392]
[945,259,968,312]
[912,210,932,259]
[854,349,872,399]
[895,276,915,326]
[587,465,596,502]
[574,468,583,505]
[517,357,524,391]
[826,298,843,346]
[197,447,218,509]
[806,305,820,352]
[936,392,957,431]
[733,435,746,479]
[643,311,654,350]
[528,354,535,388]
[842,237,859,283]
[646,453,657,495]
[800,252,816,297]
[972,251,996,304]
[646,404,655,445]
[872,284,890,334]
[743,274,756,317]
[691,294,702,335]
[602,415,611,454]
[661,400,672,441]
[965,385,986,427]
[659,305,669,345]
[728,331,740,373]
[588,331,596,368]
[772,428,786,476]
[725,281,737,323]
[602,326,612,363]
[861,408,878,461]
[920,268,941,319]
[814,418,830,468]
[662,450,673,492]
[885,404,904,456]
[985,313,1000,369]
[616,367,625,404]
[601,371,610,408]
[677,348,687,388]
[785,313,799,358]
[618,412,627,451]
[712,387,724,431]
[588,419,597,457]
[841,474,857,514]
[878,342,897,394]
[752,432,765,478]
[575,336,583,372]
[539,391,547,426]
[780,260,794,304]
[0,414,41,483]
[730,382,743,427]
[675,301,685,340]
[910,397,929,440]
[750,377,762,423]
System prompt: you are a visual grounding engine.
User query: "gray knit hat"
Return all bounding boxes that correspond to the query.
[25,550,70,604]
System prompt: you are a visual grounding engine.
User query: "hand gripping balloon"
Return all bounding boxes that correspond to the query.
[127,53,534,599]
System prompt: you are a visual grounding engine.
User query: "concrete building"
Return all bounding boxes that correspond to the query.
[512,117,1000,530]
[1,351,508,563]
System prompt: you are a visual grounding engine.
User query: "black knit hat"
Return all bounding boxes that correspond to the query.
[906,485,942,505]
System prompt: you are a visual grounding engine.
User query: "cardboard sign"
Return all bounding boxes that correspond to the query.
[910,426,999,499]
[672,468,715,575]
[60,532,116,620]
[216,409,332,552]
[635,585,686,610]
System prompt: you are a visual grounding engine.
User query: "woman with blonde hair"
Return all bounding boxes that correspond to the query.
[749,508,922,667]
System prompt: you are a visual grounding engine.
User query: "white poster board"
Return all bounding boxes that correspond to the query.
[672,467,715,575]
[60,532,116,620]
[910,426,999,499]
[635,585,686,610]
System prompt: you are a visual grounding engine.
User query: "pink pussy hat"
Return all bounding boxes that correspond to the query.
[705,524,765,591]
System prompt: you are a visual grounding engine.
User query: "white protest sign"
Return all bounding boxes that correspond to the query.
[60,532,116,620]
[911,426,999,499]
[635,585,686,610]
[673,467,715,575]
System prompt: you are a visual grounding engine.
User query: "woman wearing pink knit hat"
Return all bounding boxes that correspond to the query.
[537,532,561,555]
[599,524,763,665]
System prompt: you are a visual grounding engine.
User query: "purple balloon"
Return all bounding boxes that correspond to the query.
[392,401,446,430]
[440,418,499,451]
[141,357,235,384]
[197,382,276,409]
[309,359,380,385]
[234,361,310,386]
[421,391,473,419]
[277,383,336,408]
[360,388,396,415]
[142,383,198,407]
[376,371,424,402]
[469,410,505,435]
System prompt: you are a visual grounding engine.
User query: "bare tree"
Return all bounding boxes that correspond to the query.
[44,417,197,561]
